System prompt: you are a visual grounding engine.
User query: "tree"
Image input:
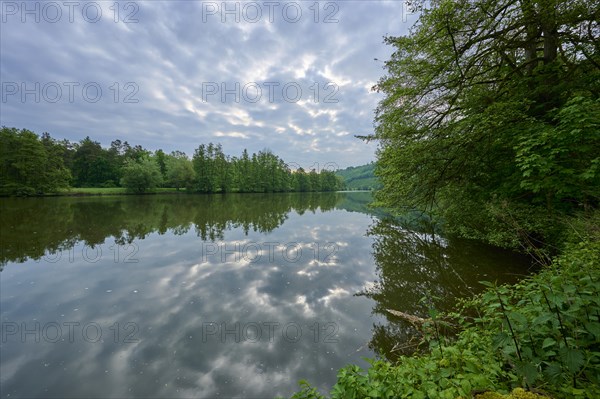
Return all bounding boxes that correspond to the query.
[237,149,252,192]
[308,169,320,192]
[1,128,345,196]
[192,143,220,193]
[39,132,74,190]
[320,170,343,191]
[0,127,71,195]
[295,168,311,192]
[166,153,196,191]
[367,0,600,246]
[214,144,232,192]
[72,137,117,187]
[155,149,168,182]
[120,157,163,193]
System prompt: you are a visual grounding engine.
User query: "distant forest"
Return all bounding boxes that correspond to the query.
[0,127,343,196]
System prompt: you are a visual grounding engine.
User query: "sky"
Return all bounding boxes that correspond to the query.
[1,1,417,169]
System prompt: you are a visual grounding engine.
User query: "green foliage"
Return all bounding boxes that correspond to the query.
[191,144,342,194]
[72,137,114,187]
[165,152,195,191]
[0,127,71,195]
[120,157,163,193]
[440,198,562,255]
[327,332,504,399]
[367,0,600,249]
[515,97,600,205]
[193,143,227,193]
[336,163,382,190]
[154,149,168,180]
[1,128,342,196]
[472,239,600,397]
[290,380,326,399]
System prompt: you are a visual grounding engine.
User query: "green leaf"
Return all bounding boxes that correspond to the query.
[516,361,539,384]
[532,313,554,325]
[508,311,527,327]
[559,347,585,374]
[492,332,511,349]
[459,379,472,395]
[585,322,600,338]
[544,362,564,380]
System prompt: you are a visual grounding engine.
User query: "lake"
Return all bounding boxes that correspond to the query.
[0,192,532,398]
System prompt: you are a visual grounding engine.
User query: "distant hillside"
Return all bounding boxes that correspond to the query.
[336,163,382,190]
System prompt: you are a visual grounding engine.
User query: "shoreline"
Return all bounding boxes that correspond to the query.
[1,188,356,198]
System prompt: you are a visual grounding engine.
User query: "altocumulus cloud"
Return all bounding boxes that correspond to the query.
[0,1,417,168]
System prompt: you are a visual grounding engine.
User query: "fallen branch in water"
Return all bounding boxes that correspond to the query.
[386,309,429,328]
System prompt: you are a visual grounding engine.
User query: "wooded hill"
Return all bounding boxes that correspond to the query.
[336,163,382,190]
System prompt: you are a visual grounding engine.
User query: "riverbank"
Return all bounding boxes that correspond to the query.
[2,188,349,197]
[291,213,600,399]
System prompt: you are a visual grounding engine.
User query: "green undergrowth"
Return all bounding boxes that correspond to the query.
[290,232,600,398]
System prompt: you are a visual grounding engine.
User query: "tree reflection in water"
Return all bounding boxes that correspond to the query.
[358,217,533,361]
[0,192,341,268]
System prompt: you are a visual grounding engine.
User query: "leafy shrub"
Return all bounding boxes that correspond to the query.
[473,240,600,398]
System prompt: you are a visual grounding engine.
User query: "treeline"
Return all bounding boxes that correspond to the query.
[0,127,343,196]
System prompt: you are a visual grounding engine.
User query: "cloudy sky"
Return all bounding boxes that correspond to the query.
[1,1,417,169]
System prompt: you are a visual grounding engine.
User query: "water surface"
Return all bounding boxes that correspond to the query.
[0,193,531,398]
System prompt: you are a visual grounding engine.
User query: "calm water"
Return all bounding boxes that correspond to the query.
[0,192,532,398]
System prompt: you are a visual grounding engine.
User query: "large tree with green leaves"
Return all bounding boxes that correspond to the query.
[166,152,195,191]
[120,157,163,193]
[0,127,71,195]
[71,137,118,187]
[367,0,599,248]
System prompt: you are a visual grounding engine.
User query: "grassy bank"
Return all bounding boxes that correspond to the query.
[291,216,600,399]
